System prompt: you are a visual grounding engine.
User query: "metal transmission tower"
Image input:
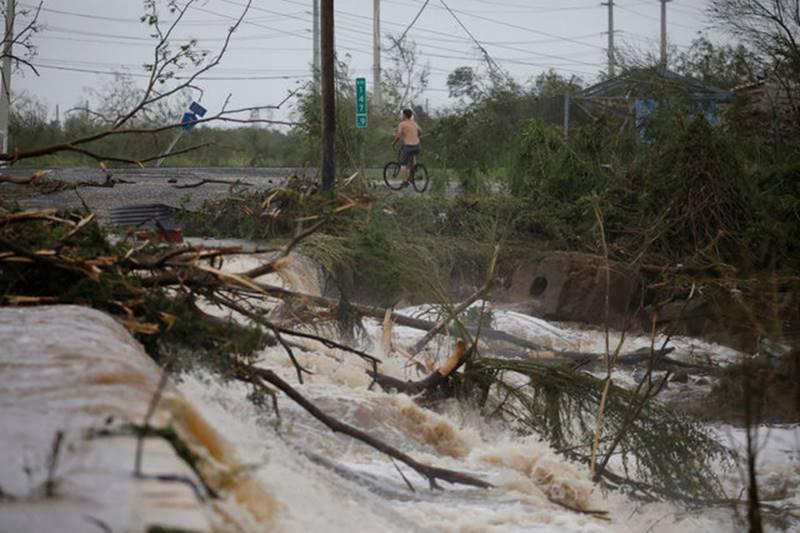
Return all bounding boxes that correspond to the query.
[660,0,671,67]
[0,0,15,155]
[373,0,382,108]
[602,0,615,77]
[320,0,336,191]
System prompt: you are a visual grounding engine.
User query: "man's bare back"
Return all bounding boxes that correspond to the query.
[396,118,421,145]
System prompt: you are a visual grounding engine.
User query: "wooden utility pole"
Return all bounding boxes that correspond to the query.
[602,0,615,78]
[312,0,320,85]
[660,0,671,68]
[373,0,382,108]
[320,0,335,191]
[0,0,15,155]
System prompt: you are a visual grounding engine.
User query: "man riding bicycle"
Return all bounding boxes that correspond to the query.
[392,108,422,187]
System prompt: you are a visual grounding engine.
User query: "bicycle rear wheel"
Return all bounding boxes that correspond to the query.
[383,161,404,191]
[412,164,429,193]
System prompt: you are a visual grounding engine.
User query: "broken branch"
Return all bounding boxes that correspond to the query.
[238,363,493,490]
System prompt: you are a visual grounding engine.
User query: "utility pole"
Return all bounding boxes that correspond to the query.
[660,0,671,68]
[602,0,615,78]
[320,0,335,191]
[372,0,382,109]
[0,0,16,155]
[312,0,320,85]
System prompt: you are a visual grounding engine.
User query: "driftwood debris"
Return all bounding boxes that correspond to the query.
[237,362,492,490]
[244,282,545,353]
[369,339,470,396]
[236,283,707,372]
[0,168,134,195]
[172,178,257,189]
[523,346,713,371]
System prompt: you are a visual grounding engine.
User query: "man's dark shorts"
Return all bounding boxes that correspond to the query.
[399,144,420,165]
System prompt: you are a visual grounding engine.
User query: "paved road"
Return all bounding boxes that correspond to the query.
[1,167,310,221]
[1,166,457,224]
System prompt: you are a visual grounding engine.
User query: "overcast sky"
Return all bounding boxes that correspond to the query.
[14,0,719,125]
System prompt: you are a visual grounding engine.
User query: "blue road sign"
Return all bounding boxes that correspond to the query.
[182,112,198,130]
[189,101,207,117]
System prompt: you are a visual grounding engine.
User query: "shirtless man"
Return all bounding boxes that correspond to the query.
[392,108,422,186]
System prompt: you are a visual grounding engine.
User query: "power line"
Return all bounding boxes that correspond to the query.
[403,0,606,50]
[457,0,592,8]
[264,4,606,74]
[276,0,611,68]
[34,2,604,82]
[36,56,310,74]
[40,10,603,70]
[394,0,431,45]
[616,2,699,31]
[36,34,312,52]
[31,62,313,81]
[29,1,606,103]
[276,0,477,47]
[19,1,306,27]
[669,1,708,17]
[42,24,307,43]
[185,2,312,41]
[19,2,153,24]
[388,0,600,14]
[215,0,308,24]
[438,0,503,73]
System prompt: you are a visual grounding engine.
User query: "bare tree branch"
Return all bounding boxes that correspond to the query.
[237,364,493,490]
[0,0,299,167]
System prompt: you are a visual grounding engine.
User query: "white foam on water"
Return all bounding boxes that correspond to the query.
[4,255,796,532]
[178,370,621,533]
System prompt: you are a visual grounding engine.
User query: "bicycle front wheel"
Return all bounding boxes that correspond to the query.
[412,164,429,193]
[383,161,404,191]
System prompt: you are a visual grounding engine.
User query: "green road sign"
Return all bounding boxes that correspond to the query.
[356,77,367,115]
[355,77,367,129]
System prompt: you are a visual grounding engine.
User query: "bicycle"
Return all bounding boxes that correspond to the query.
[383,154,429,192]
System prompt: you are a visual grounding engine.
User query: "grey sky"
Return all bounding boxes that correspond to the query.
[15,0,718,125]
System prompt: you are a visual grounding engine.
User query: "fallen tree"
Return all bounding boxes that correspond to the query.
[0,203,496,494]
[237,360,492,490]
[0,201,735,510]
[461,356,732,502]
[369,339,471,396]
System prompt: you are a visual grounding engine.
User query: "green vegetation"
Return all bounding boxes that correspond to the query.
[0,207,266,370]
[180,187,504,306]
[461,357,732,501]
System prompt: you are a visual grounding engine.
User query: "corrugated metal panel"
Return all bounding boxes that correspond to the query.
[109,204,179,229]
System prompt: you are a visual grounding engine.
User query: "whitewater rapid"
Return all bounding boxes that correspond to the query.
[174,252,799,532]
[1,248,797,532]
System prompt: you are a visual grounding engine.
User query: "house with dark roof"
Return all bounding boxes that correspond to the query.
[580,67,733,134]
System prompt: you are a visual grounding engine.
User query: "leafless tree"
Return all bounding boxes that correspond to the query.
[0,0,299,168]
[383,37,430,112]
[709,0,800,114]
[1,0,43,77]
